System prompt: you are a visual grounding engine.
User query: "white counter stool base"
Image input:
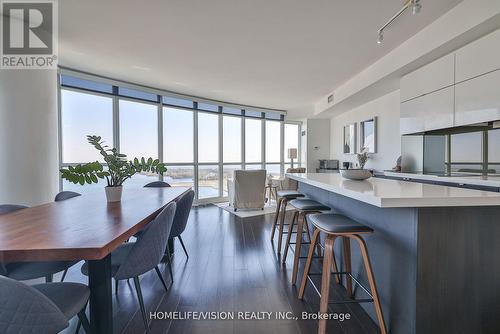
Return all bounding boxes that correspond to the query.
[298,213,387,334]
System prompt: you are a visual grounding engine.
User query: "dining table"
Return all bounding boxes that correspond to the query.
[0,186,190,334]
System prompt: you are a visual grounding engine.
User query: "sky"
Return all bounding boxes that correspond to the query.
[61,89,299,165]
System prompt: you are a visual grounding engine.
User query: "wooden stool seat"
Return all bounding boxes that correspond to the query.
[298,213,387,334]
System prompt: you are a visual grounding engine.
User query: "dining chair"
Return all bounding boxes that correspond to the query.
[54,190,82,201]
[81,201,177,334]
[0,204,77,283]
[0,275,91,334]
[169,189,194,260]
[144,181,171,187]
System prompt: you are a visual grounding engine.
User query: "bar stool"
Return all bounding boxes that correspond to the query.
[270,190,304,254]
[298,213,387,334]
[283,199,330,268]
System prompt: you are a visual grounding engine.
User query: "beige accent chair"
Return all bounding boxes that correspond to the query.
[227,169,266,211]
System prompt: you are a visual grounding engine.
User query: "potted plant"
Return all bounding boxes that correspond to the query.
[60,135,167,202]
[356,147,370,169]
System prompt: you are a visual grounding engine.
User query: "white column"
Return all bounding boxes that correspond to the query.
[0,70,59,206]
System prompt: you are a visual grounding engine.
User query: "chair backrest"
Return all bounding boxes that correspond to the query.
[0,205,29,275]
[286,167,306,173]
[0,204,28,215]
[54,191,81,202]
[170,190,194,238]
[114,202,177,280]
[233,169,267,206]
[282,168,306,190]
[144,181,171,188]
[0,276,68,334]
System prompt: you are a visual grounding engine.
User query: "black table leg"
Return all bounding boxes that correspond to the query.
[88,254,113,334]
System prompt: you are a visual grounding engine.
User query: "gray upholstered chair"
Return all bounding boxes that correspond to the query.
[81,201,177,333]
[0,204,76,283]
[144,181,171,187]
[0,275,91,334]
[169,190,194,260]
[54,190,81,201]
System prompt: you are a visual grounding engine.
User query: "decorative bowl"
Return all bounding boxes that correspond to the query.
[339,169,372,180]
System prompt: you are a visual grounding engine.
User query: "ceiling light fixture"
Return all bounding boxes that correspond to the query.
[376,0,422,45]
[377,31,384,44]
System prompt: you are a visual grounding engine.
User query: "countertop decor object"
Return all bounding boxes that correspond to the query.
[340,168,372,180]
[59,135,167,202]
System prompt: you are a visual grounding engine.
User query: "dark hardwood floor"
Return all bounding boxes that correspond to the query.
[48,205,380,334]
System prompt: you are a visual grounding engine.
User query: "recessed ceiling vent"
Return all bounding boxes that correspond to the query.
[327,94,334,104]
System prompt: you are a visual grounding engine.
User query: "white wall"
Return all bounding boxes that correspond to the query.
[0,70,59,206]
[330,90,401,171]
[306,119,331,172]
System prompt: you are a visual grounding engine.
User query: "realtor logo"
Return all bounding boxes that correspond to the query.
[1,0,57,69]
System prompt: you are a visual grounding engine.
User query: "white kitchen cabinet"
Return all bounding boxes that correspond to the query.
[400,86,454,135]
[400,53,455,103]
[455,69,500,126]
[455,28,500,83]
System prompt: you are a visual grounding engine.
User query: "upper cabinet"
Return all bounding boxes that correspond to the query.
[455,29,500,83]
[400,54,455,103]
[400,28,500,135]
[401,86,454,135]
[455,69,500,126]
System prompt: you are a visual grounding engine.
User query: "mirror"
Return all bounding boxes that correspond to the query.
[360,117,377,153]
[343,123,357,154]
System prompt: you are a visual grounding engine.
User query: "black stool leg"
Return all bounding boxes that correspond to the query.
[270,198,283,241]
[282,210,299,263]
[352,235,387,334]
[298,228,320,299]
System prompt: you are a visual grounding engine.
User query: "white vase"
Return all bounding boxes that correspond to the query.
[105,186,123,202]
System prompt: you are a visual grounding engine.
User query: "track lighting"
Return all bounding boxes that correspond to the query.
[377,31,384,45]
[376,0,422,44]
[412,0,422,15]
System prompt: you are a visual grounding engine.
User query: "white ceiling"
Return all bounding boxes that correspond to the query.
[59,0,462,116]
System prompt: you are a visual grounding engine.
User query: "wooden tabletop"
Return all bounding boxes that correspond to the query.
[0,186,190,262]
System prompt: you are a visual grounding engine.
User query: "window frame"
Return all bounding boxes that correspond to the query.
[58,69,296,204]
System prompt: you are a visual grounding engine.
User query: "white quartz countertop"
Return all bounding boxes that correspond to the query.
[286,173,500,208]
[383,171,500,188]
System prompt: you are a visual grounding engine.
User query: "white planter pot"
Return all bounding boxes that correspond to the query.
[105,186,123,202]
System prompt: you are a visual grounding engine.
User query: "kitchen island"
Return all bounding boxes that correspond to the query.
[287,173,500,334]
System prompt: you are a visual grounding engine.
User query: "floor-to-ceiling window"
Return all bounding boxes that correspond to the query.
[197,112,219,199]
[245,118,262,169]
[119,99,159,187]
[60,89,113,192]
[266,120,282,177]
[284,123,301,171]
[163,106,195,190]
[58,72,299,203]
[222,115,242,196]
